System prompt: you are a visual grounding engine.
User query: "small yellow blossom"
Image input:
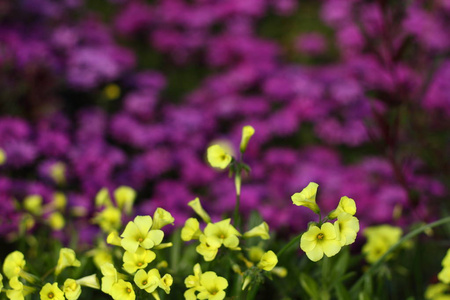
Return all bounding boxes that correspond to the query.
[243,222,270,240]
[121,215,164,253]
[3,251,26,279]
[23,195,43,216]
[257,250,278,271]
[425,283,450,300]
[159,273,173,294]
[93,249,113,269]
[181,218,202,241]
[95,188,112,208]
[114,186,136,215]
[197,271,228,300]
[204,219,241,250]
[442,249,450,267]
[207,145,232,169]
[300,223,341,262]
[439,267,450,284]
[362,225,402,264]
[110,280,135,300]
[76,274,100,289]
[248,247,264,263]
[240,125,255,153]
[106,231,122,246]
[52,192,67,211]
[154,242,173,250]
[328,196,356,219]
[134,269,160,293]
[123,247,156,274]
[152,208,175,230]
[101,263,118,294]
[334,213,359,246]
[63,279,81,300]
[291,182,320,214]
[40,282,65,300]
[55,248,81,276]
[50,162,66,185]
[7,276,34,300]
[0,272,3,290]
[48,212,65,230]
[196,235,221,262]
[271,267,288,278]
[185,263,202,291]
[104,84,121,100]
[94,206,122,233]
[188,198,211,223]
[0,148,6,165]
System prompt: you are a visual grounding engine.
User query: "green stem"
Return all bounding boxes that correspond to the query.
[277,232,303,257]
[247,282,260,300]
[350,216,450,295]
[234,172,242,230]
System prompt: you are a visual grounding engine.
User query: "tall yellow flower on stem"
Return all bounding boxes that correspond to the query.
[188,198,211,223]
[120,215,164,253]
[291,182,320,214]
[207,145,232,169]
[300,223,341,262]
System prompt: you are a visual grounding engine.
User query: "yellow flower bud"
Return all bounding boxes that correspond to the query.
[52,192,67,211]
[257,250,278,271]
[95,188,112,208]
[50,162,66,185]
[64,279,82,300]
[3,251,26,279]
[188,198,211,223]
[240,125,255,153]
[106,231,122,246]
[23,195,43,216]
[243,222,270,240]
[181,218,202,241]
[55,248,81,276]
[328,196,356,219]
[76,274,100,289]
[152,208,175,230]
[291,182,320,214]
[114,186,136,215]
[206,145,232,169]
[48,212,65,230]
[103,84,121,100]
[0,148,6,165]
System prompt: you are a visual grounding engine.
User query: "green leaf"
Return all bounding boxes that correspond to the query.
[300,273,320,299]
[335,283,351,300]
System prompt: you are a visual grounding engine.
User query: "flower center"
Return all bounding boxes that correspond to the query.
[137,262,143,266]
[126,288,132,293]
[142,280,148,285]
[220,234,225,239]
[138,237,143,242]
[48,292,54,299]
[317,233,324,240]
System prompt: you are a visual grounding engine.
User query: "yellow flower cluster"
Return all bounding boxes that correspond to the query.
[0,249,99,300]
[362,225,402,264]
[98,209,174,300]
[294,182,360,262]
[185,264,228,300]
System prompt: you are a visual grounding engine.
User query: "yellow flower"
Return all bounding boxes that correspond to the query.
[207,145,232,169]
[114,186,136,215]
[300,223,341,262]
[248,247,264,263]
[93,249,113,269]
[40,282,65,300]
[240,125,255,153]
[442,249,450,267]
[328,196,356,219]
[181,218,202,241]
[291,182,320,214]
[159,273,173,294]
[50,162,66,185]
[76,274,100,289]
[48,212,65,230]
[121,216,164,253]
[100,263,118,294]
[110,280,135,300]
[257,251,278,271]
[439,267,450,284]
[94,206,122,233]
[271,267,288,278]
[134,269,160,293]
[3,251,26,279]
[185,263,202,290]
[63,279,81,300]
[204,219,241,250]
[123,247,156,274]
[95,188,112,207]
[334,213,359,246]
[188,198,211,223]
[7,276,35,300]
[0,148,6,165]
[196,235,221,262]
[425,283,450,300]
[243,222,270,240]
[152,208,175,230]
[0,272,3,290]
[52,192,67,211]
[55,248,81,276]
[23,195,43,216]
[107,230,122,246]
[197,271,228,300]
[362,225,402,264]
[104,84,121,100]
